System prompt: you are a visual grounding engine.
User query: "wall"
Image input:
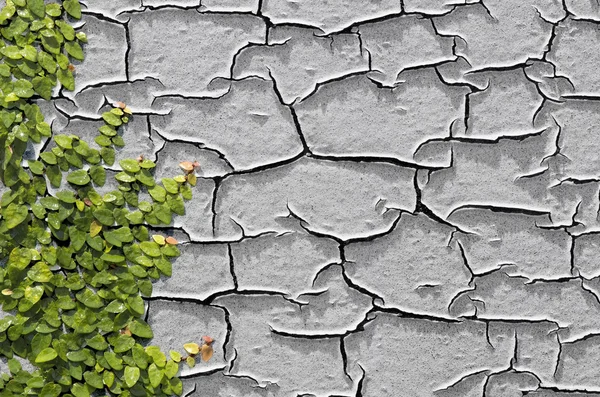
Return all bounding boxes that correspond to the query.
[49,0,600,395]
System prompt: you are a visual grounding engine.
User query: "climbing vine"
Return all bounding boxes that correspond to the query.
[0,1,212,396]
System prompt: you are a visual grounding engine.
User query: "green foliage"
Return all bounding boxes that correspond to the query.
[0,1,209,396]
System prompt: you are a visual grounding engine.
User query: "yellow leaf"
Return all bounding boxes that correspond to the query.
[187,173,197,187]
[1,289,12,296]
[173,175,186,183]
[201,344,213,362]
[186,356,195,368]
[152,235,166,246]
[76,200,84,212]
[183,343,199,355]
[90,220,102,237]
[123,106,132,115]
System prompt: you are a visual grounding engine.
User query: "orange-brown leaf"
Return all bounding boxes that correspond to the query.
[165,237,178,245]
[201,344,213,362]
[179,161,194,172]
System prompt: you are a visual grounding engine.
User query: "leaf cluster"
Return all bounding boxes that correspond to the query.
[0,1,208,396]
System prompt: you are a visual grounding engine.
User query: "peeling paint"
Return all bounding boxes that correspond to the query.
[21,0,600,394]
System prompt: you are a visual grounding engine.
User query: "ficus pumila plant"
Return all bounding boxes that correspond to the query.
[0,1,213,396]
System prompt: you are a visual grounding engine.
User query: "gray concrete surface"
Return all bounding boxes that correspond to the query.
[23,0,600,395]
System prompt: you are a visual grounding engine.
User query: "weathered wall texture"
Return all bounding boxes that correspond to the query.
[41,0,600,395]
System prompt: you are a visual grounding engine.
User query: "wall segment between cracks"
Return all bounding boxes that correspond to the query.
[21,0,600,395]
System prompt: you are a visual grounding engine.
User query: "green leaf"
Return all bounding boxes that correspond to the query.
[124,366,140,388]
[93,208,115,226]
[21,45,38,61]
[65,41,84,60]
[136,169,155,186]
[35,347,58,363]
[120,158,140,173]
[27,0,45,18]
[100,253,125,263]
[168,195,185,216]
[67,169,90,185]
[27,262,53,282]
[112,135,126,147]
[155,258,172,276]
[56,190,76,203]
[25,285,44,304]
[71,383,90,397]
[14,79,34,98]
[102,111,122,127]
[0,5,16,22]
[148,185,166,202]
[84,371,103,389]
[100,147,115,165]
[76,289,104,308]
[38,51,57,73]
[99,124,117,136]
[112,335,135,353]
[106,300,126,313]
[56,20,76,41]
[89,165,106,186]
[148,363,163,388]
[3,45,22,59]
[47,164,62,187]
[40,383,62,397]
[171,377,183,395]
[146,346,167,368]
[7,358,21,374]
[181,184,192,200]
[139,159,156,169]
[86,334,108,351]
[55,134,73,149]
[95,134,112,147]
[33,76,54,100]
[12,249,33,270]
[103,371,115,388]
[165,359,179,379]
[162,178,179,194]
[115,171,136,183]
[3,203,28,229]
[63,0,82,18]
[40,151,58,165]
[139,241,161,257]
[58,68,75,91]
[104,351,123,370]
[66,350,89,362]
[129,319,153,339]
[169,350,182,363]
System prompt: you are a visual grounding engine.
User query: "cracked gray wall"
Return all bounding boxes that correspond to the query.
[37,0,600,395]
